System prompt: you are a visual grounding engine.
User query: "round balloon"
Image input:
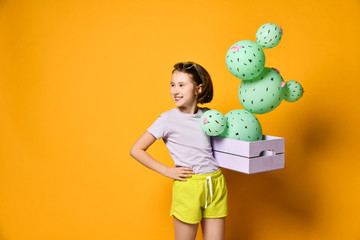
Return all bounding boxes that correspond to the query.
[200,110,227,136]
[218,109,262,141]
[282,80,304,102]
[238,67,285,114]
[225,40,265,80]
[256,23,283,49]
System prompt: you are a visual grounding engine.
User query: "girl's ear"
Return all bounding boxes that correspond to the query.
[197,84,203,94]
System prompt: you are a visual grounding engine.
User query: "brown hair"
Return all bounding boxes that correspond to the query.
[172,61,213,104]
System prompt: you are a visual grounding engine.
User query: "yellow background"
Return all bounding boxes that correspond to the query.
[1,0,359,239]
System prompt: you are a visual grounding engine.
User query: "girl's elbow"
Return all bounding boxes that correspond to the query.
[130,146,137,158]
[130,145,143,158]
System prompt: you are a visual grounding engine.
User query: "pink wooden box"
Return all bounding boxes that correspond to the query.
[211,135,285,174]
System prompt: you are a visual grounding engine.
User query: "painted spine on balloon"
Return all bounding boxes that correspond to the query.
[200,23,304,142]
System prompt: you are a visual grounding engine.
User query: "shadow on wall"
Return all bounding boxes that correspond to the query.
[298,109,339,160]
[223,108,339,240]
[0,232,5,240]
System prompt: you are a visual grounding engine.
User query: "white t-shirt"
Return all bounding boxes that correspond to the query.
[147,107,219,174]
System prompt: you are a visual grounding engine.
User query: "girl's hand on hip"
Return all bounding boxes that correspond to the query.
[164,167,195,181]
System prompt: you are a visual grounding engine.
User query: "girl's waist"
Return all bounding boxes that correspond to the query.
[185,168,222,181]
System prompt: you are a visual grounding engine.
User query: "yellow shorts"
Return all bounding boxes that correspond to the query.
[170,168,228,224]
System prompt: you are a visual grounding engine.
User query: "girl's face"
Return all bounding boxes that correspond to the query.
[170,71,201,113]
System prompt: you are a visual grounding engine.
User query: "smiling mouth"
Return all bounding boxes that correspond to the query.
[174,96,183,101]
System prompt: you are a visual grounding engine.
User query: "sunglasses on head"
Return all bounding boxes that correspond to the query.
[182,62,203,84]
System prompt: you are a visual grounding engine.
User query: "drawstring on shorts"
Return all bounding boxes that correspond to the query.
[204,176,213,209]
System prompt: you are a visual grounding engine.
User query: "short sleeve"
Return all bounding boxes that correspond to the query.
[147,115,168,139]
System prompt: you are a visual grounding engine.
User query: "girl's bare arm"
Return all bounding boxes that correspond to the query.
[130,131,194,181]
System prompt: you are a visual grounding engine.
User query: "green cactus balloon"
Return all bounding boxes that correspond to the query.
[282,80,304,102]
[218,109,262,141]
[200,110,227,136]
[225,40,265,80]
[238,67,285,114]
[256,23,283,49]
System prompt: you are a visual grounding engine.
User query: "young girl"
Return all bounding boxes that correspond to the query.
[130,62,228,240]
